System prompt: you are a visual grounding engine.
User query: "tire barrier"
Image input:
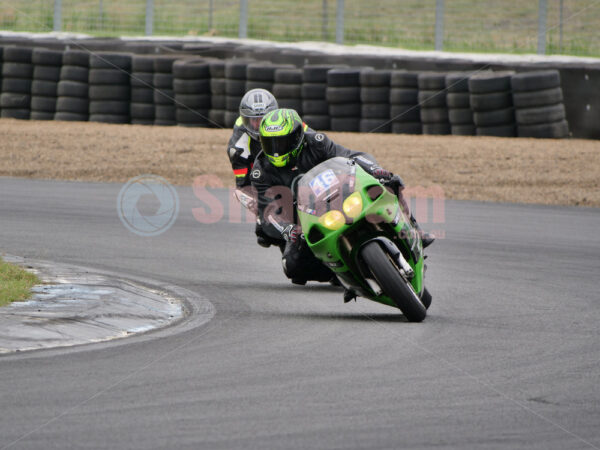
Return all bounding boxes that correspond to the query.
[1,46,33,120]
[418,72,451,135]
[468,71,516,137]
[173,58,211,127]
[302,65,339,131]
[327,68,363,132]
[446,72,475,136]
[30,48,62,120]
[88,52,132,124]
[390,71,422,135]
[224,59,252,128]
[130,55,155,125]
[246,63,294,94]
[153,55,179,126]
[360,69,391,133]
[0,41,577,139]
[55,50,89,121]
[208,59,226,128]
[273,67,303,114]
[511,70,569,138]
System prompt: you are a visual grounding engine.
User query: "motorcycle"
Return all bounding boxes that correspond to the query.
[295,156,431,322]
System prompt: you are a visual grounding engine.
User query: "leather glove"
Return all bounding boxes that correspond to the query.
[371,167,392,180]
[233,189,257,214]
[282,224,303,244]
[383,174,405,194]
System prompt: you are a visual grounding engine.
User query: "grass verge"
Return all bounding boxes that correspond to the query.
[0,256,40,307]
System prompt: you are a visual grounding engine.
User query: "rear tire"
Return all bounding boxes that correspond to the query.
[360,242,426,322]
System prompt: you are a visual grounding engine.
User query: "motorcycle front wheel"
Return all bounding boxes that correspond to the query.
[361,241,427,322]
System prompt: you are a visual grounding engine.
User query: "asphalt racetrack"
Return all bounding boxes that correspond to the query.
[1,177,599,449]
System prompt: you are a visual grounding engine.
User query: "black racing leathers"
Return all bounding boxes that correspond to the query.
[251,127,382,241]
[226,117,263,188]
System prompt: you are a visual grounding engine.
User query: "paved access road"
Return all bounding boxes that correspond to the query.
[1,177,599,449]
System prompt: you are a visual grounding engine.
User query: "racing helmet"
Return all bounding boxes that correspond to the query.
[259,108,305,168]
[239,88,278,140]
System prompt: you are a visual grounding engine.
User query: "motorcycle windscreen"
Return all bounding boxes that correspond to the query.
[297,157,356,216]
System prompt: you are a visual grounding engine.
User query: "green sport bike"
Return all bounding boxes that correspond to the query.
[295,157,431,322]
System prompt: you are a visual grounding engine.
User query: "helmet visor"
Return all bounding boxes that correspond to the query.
[260,126,303,157]
[241,115,263,138]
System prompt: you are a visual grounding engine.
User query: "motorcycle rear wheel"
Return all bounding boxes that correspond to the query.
[361,241,427,322]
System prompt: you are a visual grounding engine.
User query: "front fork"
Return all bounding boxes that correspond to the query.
[356,237,415,295]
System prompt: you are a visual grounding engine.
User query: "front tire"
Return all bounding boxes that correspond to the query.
[361,242,427,322]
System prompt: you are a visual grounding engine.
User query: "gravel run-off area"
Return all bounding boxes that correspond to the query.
[0,119,598,207]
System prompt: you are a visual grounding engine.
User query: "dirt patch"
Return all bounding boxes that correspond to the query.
[0,119,598,207]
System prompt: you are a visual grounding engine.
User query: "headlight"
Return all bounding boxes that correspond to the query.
[343,192,363,219]
[319,210,345,230]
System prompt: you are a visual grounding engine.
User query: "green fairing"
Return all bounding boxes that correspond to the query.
[297,159,424,309]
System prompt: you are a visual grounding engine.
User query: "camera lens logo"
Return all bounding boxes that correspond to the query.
[117,175,180,237]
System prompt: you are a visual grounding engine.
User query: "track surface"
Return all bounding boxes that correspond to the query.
[0,177,599,449]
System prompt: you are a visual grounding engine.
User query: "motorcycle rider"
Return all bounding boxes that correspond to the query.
[226,88,281,248]
[251,108,434,285]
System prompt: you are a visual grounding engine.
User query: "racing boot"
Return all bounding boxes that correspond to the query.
[393,186,435,249]
[283,239,335,285]
[410,214,435,248]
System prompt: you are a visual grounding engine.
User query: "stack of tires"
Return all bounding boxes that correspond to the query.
[129,55,155,125]
[89,52,132,124]
[208,60,226,127]
[511,70,569,138]
[55,50,90,122]
[327,68,362,132]
[1,46,33,120]
[446,72,475,135]
[389,71,421,134]
[418,72,451,135]
[360,69,391,133]
[245,63,291,93]
[468,71,516,137]
[30,48,62,120]
[225,59,252,127]
[272,68,303,114]
[302,65,336,131]
[173,58,211,127]
[153,56,179,126]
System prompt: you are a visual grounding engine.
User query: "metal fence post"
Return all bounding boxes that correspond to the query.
[434,0,444,51]
[559,0,564,52]
[336,0,344,44]
[209,0,214,30]
[99,0,103,30]
[239,0,248,39]
[145,0,154,36]
[53,0,62,31]
[537,0,547,54]
[322,0,328,41]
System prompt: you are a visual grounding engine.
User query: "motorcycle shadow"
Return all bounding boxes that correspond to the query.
[259,309,410,323]
[219,281,414,322]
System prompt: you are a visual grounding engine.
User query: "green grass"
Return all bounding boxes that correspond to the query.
[0,256,40,307]
[0,0,599,56]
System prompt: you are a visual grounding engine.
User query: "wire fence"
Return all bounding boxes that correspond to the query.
[0,0,599,57]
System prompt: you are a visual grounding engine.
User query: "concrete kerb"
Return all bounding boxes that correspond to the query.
[0,254,215,355]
